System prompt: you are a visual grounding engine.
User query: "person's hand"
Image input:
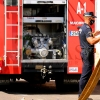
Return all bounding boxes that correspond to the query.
[94,31,100,36]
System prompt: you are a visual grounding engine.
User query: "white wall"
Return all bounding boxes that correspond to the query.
[95,0,100,66]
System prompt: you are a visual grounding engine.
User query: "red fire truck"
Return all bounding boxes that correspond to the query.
[0,0,97,90]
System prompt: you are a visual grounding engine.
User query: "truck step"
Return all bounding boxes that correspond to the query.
[6,38,18,40]
[6,11,18,13]
[6,64,19,66]
[6,24,18,26]
[6,51,18,53]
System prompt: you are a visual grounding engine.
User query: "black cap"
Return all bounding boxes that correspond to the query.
[83,12,97,18]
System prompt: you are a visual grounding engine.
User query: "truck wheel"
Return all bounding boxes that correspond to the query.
[55,73,64,92]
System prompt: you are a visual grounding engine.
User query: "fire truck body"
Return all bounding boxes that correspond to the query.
[0,0,67,87]
[0,0,97,89]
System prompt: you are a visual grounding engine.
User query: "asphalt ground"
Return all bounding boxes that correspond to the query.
[0,79,100,100]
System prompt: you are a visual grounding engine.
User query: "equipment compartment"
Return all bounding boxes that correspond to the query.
[23,4,64,17]
[23,23,66,59]
[22,3,67,60]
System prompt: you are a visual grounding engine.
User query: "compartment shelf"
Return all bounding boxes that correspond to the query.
[23,17,64,23]
[23,0,66,4]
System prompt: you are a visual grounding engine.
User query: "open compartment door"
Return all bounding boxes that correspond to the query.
[67,0,95,74]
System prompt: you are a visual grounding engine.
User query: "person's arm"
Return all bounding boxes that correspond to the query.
[85,28,100,45]
[87,37,100,45]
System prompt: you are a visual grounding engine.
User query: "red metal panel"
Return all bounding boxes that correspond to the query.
[67,0,95,74]
[0,58,4,73]
[0,0,5,61]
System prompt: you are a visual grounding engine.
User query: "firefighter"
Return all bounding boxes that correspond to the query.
[78,12,100,99]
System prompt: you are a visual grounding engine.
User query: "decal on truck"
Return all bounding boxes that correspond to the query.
[69,31,79,36]
[77,2,86,14]
[69,67,78,72]
[70,21,84,25]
